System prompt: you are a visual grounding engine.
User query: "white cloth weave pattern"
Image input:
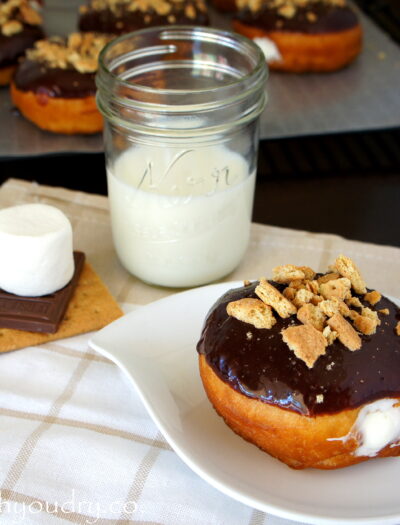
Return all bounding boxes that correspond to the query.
[1,178,400,525]
[0,325,306,525]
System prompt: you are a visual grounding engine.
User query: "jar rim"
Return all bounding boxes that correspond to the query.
[97,25,267,96]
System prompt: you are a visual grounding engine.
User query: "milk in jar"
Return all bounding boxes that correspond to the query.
[107,145,255,287]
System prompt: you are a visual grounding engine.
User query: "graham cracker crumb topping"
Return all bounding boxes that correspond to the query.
[226,298,276,330]
[292,288,314,308]
[396,322,400,336]
[282,324,328,368]
[364,290,381,306]
[297,303,326,331]
[322,325,338,345]
[327,313,361,351]
[332,254,367,294]
[255,279,297,318]
[272,264,307,283]
[231,254,391,368]
[236,0,347,16]
[0,0,42,36]
[26,33,112,73]
[353,313,379,336]
[84,0,206,18]
[319,277,351,301]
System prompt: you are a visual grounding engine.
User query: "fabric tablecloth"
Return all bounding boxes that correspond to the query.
[0,178,400,525]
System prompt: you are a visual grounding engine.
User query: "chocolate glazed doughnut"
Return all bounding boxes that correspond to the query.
[233,0,362,72]
[11,33,111,134]
[0,0,44,85]
[78,0,209,35]
[197,256,400,469]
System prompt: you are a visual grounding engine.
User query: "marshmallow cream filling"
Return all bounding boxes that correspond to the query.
[331,399,400,457]
[253,37,282,63]
[0,203,74,297]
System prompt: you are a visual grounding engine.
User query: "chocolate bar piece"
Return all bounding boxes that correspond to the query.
[0,251,85,334]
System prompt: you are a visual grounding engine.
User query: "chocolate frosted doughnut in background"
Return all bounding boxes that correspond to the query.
[10,32,111,134]
[0,0,44,85]
[233,0,363,72]
[78,0,209,35]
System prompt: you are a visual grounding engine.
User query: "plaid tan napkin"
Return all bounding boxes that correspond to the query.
[0,178,399,525]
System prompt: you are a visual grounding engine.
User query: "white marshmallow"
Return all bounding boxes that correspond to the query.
[0,203,74,297]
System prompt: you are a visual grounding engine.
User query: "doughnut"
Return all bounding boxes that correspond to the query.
[0,0,44,85]
[233,0,363,72]
[78,0,209,35]
[197,255,400,469]
[10,33,111,134]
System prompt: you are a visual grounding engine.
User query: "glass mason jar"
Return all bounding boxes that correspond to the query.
[96,26,267,288]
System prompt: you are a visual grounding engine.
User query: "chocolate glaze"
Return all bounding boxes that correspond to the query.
[0,25,44,69]
[13,58,96,98]
[197,281,400,416]
[79,2,209,34]
[235,2,358,34]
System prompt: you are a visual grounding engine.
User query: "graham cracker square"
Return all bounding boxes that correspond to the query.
[0,262,123,353]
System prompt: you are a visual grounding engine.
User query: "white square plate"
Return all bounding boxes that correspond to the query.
[89,282,400,525]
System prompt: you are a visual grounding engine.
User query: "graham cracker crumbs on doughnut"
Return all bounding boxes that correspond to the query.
[347,309,359,322]
[346,296,363,308]
[292,289,314,308]
[317,272,340,285]
[300,267,316,280]
[322,325,338,345]
[236,0,346,15]
[332,254,367,294]
[362,306,380,322]
[306,11,317,22]
[396,322,400,336]
[320,278,351,301]
[1,19,22,35]
[0,0,42,35]
[86,0,206,17]
[185,3,196,18]
[234,255,388,367]
[20,2,41,24]
[316,394,324,403]
[227,298,276,330]
[278,3,296,17]
[364,290,382,306]
[310,294,323,306]
[283,287,296,301]
[288,279,305,290]
[26,33,112,73]
[305,279,319,294]
[353,313,379,336]
[379,308,390,315]
[282,325,327,368]
[297,303,326,331]
[319,298,350,318]
[243,280,252,286]
[273,264,306,283]
[327,313,361,351]
[255,279,297,318]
